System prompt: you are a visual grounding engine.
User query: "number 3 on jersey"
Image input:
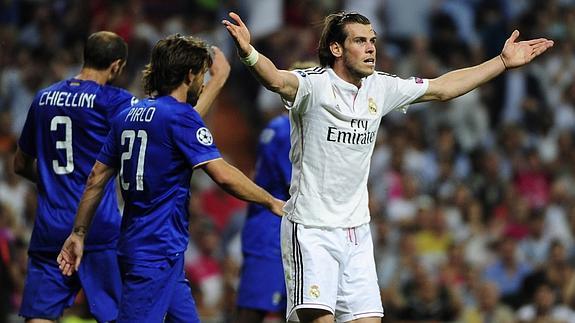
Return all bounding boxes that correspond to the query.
[120,130,148,191]
[51,116,74,174]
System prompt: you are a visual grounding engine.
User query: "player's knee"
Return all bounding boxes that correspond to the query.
[296,308,333,323]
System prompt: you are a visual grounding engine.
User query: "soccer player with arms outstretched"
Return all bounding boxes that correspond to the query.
[223,11,553,323]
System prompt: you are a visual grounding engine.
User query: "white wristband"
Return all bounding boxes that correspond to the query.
[240,45,259,66]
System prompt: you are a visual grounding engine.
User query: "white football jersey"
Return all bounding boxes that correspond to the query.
[283,67,428,228]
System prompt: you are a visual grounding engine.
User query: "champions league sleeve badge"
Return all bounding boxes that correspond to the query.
[196,127,214,145]
[368,97,377,115]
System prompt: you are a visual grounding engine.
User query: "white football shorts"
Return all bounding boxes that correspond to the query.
[280,217,384,322]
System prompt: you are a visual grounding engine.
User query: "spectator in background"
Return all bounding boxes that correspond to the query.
[518,209,552,268]
[458,281,515,323]
[484,236,532,308]
[187,218,224,321]
[514,148,552,209]
[517,281,575,323]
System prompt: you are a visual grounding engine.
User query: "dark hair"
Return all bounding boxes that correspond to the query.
[317,12,371,67]
[142,34,213,96]
[83,31,128,70]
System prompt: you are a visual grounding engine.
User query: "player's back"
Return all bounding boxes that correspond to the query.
[19,78,135,252]
[242,114,291,259]
[103,96,220,262]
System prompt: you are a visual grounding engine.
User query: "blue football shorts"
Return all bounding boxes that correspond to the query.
[19,249,121,322]
[237,254,287,313]
[117,253,199,323]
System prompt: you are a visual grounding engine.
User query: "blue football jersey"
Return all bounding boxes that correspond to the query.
[18,78,136,252]
[241,114,291,259]
[97,96,221,262]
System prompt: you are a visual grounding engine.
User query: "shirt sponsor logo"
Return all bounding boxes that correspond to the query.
[414,77,424,84]
[326,119,376,145]
[196,127,214,145]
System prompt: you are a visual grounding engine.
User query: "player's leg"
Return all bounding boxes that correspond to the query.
[335,225,383,323]
[236,255,287,323]
[164,254,200,323]
[295,308,334,323]
[116,257,178,322]
[19,252,80,322]
[280,217,340,323]
[236,308,267,323]
[345,317,381,323]
[78,249,122,323]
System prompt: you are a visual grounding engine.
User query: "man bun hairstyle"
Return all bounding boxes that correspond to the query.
[83,31,128,70]
[317,12,371,67]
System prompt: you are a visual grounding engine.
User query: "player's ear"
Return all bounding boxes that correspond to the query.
[110,59,124,75]
[330,42,343,59]
[184,69,193,86]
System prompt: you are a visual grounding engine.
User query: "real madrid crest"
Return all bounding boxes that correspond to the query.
[368,97,377,115]
[309,285,320,298]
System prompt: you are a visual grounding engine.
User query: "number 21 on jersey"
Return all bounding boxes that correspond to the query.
[120,130,148,191]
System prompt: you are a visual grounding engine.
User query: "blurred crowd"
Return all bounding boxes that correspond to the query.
[2,0,575,322]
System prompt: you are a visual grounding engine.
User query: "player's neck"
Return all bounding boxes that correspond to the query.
[169,83,188,103]
[333,63,362,88]
[75,68,111,85]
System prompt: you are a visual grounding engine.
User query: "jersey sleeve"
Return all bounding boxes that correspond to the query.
[379,74,429,114]
[97,123,120,168]
[171,110,221,168]
[282,69,313,114]
[107,89,138,120]
[17,96,39,157]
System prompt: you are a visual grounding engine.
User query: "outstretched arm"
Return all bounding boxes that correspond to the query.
[195,46,231,117]
[222,12,299,102]
[417,30,553,102]
[201,158,285,216]
[57,161,116,276]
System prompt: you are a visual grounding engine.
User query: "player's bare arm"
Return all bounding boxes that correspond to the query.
[13,148,38,183]
[57,161,116,275]
[201,158,285,216]
[194,46,230,117]
[222,12,299,102]
[416,30,553,103]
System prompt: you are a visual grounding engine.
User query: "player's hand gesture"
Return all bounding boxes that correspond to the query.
[57,233,85,276]
[222,12,252,57]
[500,30,554,69]
[270,198,286,217]
[209,46,231,82]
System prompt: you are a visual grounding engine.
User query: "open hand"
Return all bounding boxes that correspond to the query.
[57,234,85,276]
[221,12,252,57]
[500,30,554,69]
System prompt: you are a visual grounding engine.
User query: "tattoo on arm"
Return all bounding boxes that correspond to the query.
[73,226,88,236]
